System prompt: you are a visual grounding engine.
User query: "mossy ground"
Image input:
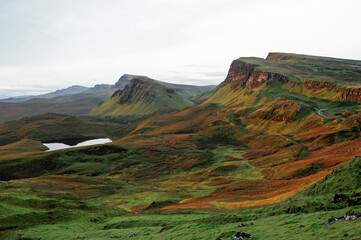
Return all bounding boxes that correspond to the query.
[2,202,360,239]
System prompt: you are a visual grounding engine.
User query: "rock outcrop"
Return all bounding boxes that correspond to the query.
[225,60,288,92]
[303,79,361,102]
[340,88,361,101]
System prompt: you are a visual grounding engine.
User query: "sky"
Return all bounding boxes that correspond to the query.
[0,0,361,98]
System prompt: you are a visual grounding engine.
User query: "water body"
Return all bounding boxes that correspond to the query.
[43,138,112,151]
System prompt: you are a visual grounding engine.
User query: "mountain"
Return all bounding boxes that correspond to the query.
[86,84,112,92]
[35,85,89,99]
[126,52,361,209]
[114,74,217,99]
[89,76,193,119]
[0,76,215,122]
[0,85,89,103]
[0,85,119,122]
[1,53,361,239]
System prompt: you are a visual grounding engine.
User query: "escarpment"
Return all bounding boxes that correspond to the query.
[224,60,288,92]
[340,88,361,101]
[302,79,361,102]
[225,57,361,102]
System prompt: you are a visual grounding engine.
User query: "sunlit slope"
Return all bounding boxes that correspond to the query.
[89,77,193,118]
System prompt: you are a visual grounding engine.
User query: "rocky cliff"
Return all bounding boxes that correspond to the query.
[224,60,288,92]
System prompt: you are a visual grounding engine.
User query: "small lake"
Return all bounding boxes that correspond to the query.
[43,138,112,151]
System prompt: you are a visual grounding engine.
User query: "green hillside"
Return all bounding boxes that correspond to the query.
[238,52,361,86]
[89,77,193,119]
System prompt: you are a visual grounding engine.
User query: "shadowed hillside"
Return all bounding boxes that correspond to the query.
[89,77,193,119]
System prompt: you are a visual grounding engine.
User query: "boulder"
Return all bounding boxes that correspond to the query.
[230,232,252,240]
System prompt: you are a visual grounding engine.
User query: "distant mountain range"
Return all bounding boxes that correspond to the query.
[0,75,217,122]
[0,84,111,103]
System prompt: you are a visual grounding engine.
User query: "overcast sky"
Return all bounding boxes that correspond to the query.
[0,0,361,98]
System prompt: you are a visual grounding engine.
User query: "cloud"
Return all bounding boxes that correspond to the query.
[182,64,220,68]
[0,0,360,96]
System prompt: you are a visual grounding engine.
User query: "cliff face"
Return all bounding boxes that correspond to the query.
[224,60,288,92]
[339,88,361,101]
[303,79,336,90]
[224,59,361,102]
[113,78,156,104]
[303,79,361,102]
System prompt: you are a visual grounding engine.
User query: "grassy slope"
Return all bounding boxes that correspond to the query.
[1,154,360,239]
[2,206,360,240]
[241,52,361,86]
[1,145,360,239]
[270,156,361,214]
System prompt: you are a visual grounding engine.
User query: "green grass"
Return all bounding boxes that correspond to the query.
[0,137,360,239]
[239,53,361,86]
[269,156,361,214]
[2,205,360,240]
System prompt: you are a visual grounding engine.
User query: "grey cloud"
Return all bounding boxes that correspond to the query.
[0,0,360,95]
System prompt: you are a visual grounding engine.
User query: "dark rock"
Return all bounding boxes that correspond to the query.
[333,194,348,203]
[326,212,361,224]
[299,225,305,228]
[130,233,136,238]
[250,222,254,226]
[344,233,349,237]
[238,223,248,227]
[230,232,252,240]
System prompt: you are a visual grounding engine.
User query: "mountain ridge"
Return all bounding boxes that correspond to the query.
[89,76,193,119]
[114,74,217,99]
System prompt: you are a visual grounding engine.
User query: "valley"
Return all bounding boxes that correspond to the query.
[0,53,361,239]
